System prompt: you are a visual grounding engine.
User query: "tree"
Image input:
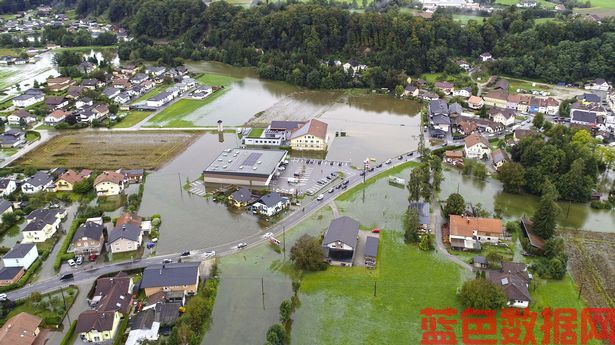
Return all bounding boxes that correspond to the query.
[407,169,421,202]
[395,85,404,97]
[444,193,465,217]
[431,158,443,191]
[289,235,325,271]
[459,278,507,310]
[532,112,544,129]
[531,180,559,240]
[558,158,593,202]
[479,105,488,119]
[419,234,434,251]
[1,212,18,227]
[266,324,289,345]
[405,208,420,244]
[73,179,92,194]
[30,292,42,303]
[498,162,525,193]
[486,251,503,268]
[279,299,292,324]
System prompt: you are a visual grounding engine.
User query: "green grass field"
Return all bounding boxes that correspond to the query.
[146,89,229,127]
[1,287,78,327]
[503,77,551,92]
[112,111,152,128]
[453,14,488,24]
[495,0,555,8]
[196,73,238,87]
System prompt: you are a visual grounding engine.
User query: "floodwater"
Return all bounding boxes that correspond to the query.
[439,167,615,232]
[181,61,422,164]
[138,133,264,254]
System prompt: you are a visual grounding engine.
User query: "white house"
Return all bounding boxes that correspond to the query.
[584,78,611,92]
[0,179,17,196]
[448,215,503,250]
[0,198,13,222]
[44,110,70,125]
[2,243,38,270]
[480,52,493,62]
[12,92,44,108]
[290,119,328,151]
[21,171,54,194]
[464,133,491,159]
[7,110,36,126]
[251,192,290,217]
[22,208,67,243]
[146,91,174,108]
[94,171,125,196]
[489,107,515,126]
[452,87,472,98]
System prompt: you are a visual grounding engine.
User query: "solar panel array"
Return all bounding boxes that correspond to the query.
[242,152,262,167]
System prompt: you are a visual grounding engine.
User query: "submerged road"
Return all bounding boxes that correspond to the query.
[7,151,422,300]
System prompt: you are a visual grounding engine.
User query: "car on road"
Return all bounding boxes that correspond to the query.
[385,159,392,164]
[306,190,314,196]
[407,152,414,156]
[162,259,173,264]
[368,167,375,172]
[328,188,334,193]
[180,251,191,257]
[336,184,341,189]
[60,273,74,281]
[343,180,349,185]
[371,228,381,233]
[278,166,286,171]
[317,194,324,201]
[68,259,75,267]
[326,176,332,180]
[237,242,247,249]
[360,171,365,176]
[75,256,83,265]
[204,250,216,258]
[263,232,273,238]
[376,163,383,168]
[0,293,7,301]
[398,156,403,160]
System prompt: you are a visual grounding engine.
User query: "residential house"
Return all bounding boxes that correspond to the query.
[102,87,121,99]
[116,168,144,184]
[449,103,464,117]
[513,129,535,143]
[115,92,131,104]
[112,78,131,89]
[81,78,103,90]
[0,178,17,196]
[0,266,25,286]
[494,78,509,90]
[483,90,509,108]
[464,133,491,159]
[22,208,66,243]
[455,117,478,136]
[228,187,254,208]
[506,94,520,110]
[108,223,142,254]
[529,97,542,114]
[579,93,601,104]
[448,214,503,250]
[322,216,360,267]
[488,262,532,308]
[47,77,73,92]
[70,221,106,256]
[434,81,454,95]
[290,119,328,151]
[120,65,138,75]
[21,171,54,194]
[76,310,122,343]
[252,192,290,217]
[480,52,493,62]
[584,78,611,91]
[457,60,471,71]
[8,109,36,126]
[192,85,213,99]
[89,272,134,314]
[489,107,515,126]
[444,150,464,166]
[342,61,367,76]
[491,149,508,170]
[78,61,97,74]
[146,91,174,108]
[467,95,484,110]
[131,73,149,84]
[428,99,449,117]
[474,117,504,134]
[94,171,125,196]
[452,87,472,98]
[55,169,87,191]
[431,114,451,133]
[140,262,201,297]
[571,109,598,127]
[403,84,419,97]
[3,243,38,270]
[420,91,440,101]
[544,97,560,115]
[408,202,430,232]
[93,104,109,120]
[473,256,488,269]
[44,109,70,125]
[45,96,69,109]
[0,312,43,345]
[12,91,44,108]
[116,213,143,228]
[517,95,532,113]
[0,129,25,148]
[145,67,166,78]
[75,97,93,109]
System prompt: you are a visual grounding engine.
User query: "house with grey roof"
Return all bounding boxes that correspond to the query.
[0,178,16,196]
[571,109,598,126]
[21,171,54,194]
[428,99,449,117]
[364,236,379,268]
[0,129,25,148]
[322,216,360,267]
[251,192,289,217]
[2,243,38,270]
[0,198,13,219]
[488,262,532,308]
[70,221,106,256]
[140,262,201,297]
[22,208,67,243]
[108,223,142,254]
[448,102,464,117]
[408,202,430,231]
[228,187,255,208]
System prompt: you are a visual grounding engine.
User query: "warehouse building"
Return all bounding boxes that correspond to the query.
[203,148,287,187]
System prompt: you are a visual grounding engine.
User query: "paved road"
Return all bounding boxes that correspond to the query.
[6,151,421,301]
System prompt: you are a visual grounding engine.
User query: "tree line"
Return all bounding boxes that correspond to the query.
[68,0,615,89]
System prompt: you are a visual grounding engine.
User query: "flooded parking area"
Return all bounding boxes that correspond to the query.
[270,157,355,196]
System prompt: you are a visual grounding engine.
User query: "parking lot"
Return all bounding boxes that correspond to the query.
[270,158,356,196]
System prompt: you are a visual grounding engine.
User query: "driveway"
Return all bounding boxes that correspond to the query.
[36,202,80,281]
[352,231,379,267]
[431,202,473,272]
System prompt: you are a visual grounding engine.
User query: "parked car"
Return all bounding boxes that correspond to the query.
[328,188,334,193]
[162,259,173,264]
[0,293,7,301]
[204,250,216,258]
[88,255,97,262]
[75,256,83,265]
[360,171,365,176]
[371,228,381,233]
[317,194,324,201]
[385,159,392,164]
[376,163,383,168]
[68,259,76,267]
[60,273,74,281]
[237,242,247,249]
[180,251,191,257]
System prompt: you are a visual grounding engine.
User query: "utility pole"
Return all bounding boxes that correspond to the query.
[178,173,183,195]
[261,276,265,310]
[373,281,377,297]
[578,281,584,300]
[283,225,286,262]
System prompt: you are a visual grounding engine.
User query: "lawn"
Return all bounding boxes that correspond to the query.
[14,132,198,170]
[25,130,41,142]
[112,111,152,128]
[0,148,18,157]
[0,48,19,56]
[247,127,265,138]
[196,73,238,87]
[337,161,419,202]
[132,85,168,104]
[503,76,551,92]
[421,72,445,83]
[294,231,467,344]
[0,287,78,327]
[145,88,229,127]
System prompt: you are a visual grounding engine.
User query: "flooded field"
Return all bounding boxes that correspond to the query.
[439,167,615,232]
[163,61,423,163]
[15,131,198,170]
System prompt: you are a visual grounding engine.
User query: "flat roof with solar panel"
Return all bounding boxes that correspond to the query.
[203,148,287,186]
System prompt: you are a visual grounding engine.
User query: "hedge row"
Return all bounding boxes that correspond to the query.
[59,320,77,345]
[53,218,81,271]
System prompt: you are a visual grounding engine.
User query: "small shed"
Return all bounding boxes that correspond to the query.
[473,256,488,269]
[364,236,379,268]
